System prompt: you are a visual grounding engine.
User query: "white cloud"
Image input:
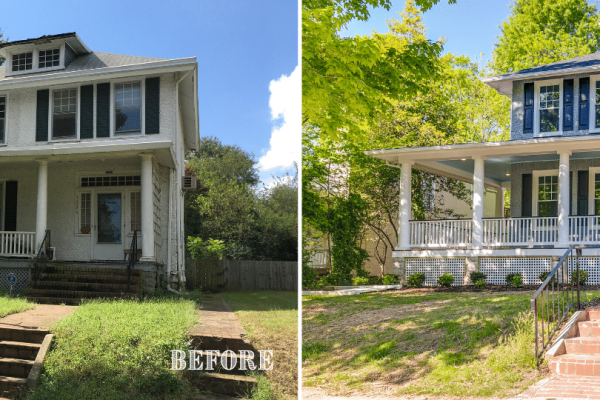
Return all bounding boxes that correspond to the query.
[258,66,300,171]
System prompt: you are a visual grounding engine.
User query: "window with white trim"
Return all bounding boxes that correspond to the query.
[114,82,141,133]
[52,88,77,139]
[12,52,32,72]
[80,193,91,234]
[539,85,560,133]
[39,49,60,68]
[130,192,141,232]
[0,96,5,144]
[538,175,558,217]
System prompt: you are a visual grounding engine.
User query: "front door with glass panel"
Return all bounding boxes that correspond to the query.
[94,193,124,260]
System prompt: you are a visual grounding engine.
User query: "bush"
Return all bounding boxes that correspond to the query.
[437,273,454,287]
[382,274,399,285]
[538,271,557,285]
[509,274,523,288]
[407,273,426,288]
[474,279,486,289]
[570,269,589,286]
[505,272,522,285]
[186,236,226,259]
[469,271,487,285]
[352,276,370,286]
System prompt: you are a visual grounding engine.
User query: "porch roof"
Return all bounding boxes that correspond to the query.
[365,135,600,188]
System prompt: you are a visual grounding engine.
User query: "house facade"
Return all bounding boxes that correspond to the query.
[366,52,600,286]
[0,33,198,294]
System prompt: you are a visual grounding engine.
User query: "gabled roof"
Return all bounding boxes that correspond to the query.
[0,32,91,54]
[482,52,600,96]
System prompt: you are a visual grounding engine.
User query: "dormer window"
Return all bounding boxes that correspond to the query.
[12,52,32,71]
[39,49,60,68]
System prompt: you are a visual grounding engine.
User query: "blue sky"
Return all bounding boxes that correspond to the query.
[0,0,299,185]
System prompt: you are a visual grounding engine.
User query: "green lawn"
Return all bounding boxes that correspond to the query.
[0,294,34,317]
[303,289,600,397]
[26,295,198,400]
[220,291,298,400]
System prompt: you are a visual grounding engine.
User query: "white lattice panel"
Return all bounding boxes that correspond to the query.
[0,268,30,295]
[568,257,600,284]
[479,257,552,285]
[405,258,465,286]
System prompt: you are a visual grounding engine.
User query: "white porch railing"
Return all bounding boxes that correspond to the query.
[483,217,558,246]
[409,220,472,248]
[568,216,600,244]
[0,232,36,257]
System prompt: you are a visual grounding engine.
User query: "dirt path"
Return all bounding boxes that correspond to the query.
[0,304,76,329]
[302,387,506,400]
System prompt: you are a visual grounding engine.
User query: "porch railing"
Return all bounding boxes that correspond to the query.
[483,217,558,246]
[409,220,472,248]
[0,232,36,257]
[568,216,600,244]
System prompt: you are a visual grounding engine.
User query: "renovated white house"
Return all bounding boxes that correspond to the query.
[0,33,198,297]
[366,52,600,286]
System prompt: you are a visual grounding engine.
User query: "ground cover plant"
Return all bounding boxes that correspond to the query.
[26,296,198,400]
[0,292,34,317]
[303,289,600,397]
[220,291,298,400]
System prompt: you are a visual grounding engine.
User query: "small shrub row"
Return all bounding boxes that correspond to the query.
[406,273,455,288]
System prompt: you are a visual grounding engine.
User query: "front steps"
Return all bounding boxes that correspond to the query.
[550,307,600,376]
[24,265,142,304]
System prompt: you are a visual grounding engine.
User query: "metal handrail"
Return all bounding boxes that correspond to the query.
[34,230,51,281]
[127,231,137,292]
[531,246,581,362]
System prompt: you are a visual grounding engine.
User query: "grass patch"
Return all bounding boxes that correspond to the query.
[303,288,596,397]
[26,297,198,400]
[220,291,298,400]
[0,294,34,317]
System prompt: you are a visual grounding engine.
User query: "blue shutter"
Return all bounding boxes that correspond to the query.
[563,79,573,131]
[96,83,110,138]
[145,77,160,134]
[35,89,49,142]
[580,77,590,130]
[523,83,534,133]
[522,174,533,217]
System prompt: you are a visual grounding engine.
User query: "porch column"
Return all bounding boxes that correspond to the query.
[35,160,48,250]
[140,154,155,261]
[558,152,571,247]
[495,187,506,218]
[472,157,485,248]
[397,162,413,251]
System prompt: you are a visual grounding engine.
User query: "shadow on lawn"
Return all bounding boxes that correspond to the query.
[219,290,298,312]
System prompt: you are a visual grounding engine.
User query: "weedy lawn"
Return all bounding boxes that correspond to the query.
[0,294,34,317]
[303,289,600,398]
[220,291,298,400]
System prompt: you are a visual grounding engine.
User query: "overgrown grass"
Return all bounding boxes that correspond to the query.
[303,289,599,397]
[0,294,34,317]
[26,297,198,400]
[220,291,298,400]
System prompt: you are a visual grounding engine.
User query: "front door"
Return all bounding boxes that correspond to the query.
[94,193,124,260]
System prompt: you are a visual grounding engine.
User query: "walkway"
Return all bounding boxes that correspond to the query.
[516,375,600,399]
[0,304,76,329]
[189,294,248,343]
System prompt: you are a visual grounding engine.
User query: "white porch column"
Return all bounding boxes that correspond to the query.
[558,152,571,247]
[397,162,413,250]
[35,160,48,250]
[140,154,155,261]
[495,187,506,218]
[472,157,485,248]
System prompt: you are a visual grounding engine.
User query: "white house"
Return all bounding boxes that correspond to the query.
[0,33,198,298]
[366,52,600,286]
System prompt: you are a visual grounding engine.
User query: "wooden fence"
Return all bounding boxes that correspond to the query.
[185,257,298,291]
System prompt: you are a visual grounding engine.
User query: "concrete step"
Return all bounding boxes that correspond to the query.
[190,350,258,376]
[191,335,256,354]
[29,280,141,294]
[0,340,41,360]
[26,297,81,305]
[550,354,600,376]
[0,376,27,398]
[186,371,257,397]
[0,326,49,344]
[24,288,138,300]
[0,358,34,379]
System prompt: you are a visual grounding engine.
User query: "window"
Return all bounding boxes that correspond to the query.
[114,82,141,133]
[81,176,140,187]
[39,49,60,68]
[539,84,560,133]
[538,175,558,217]
[52,89,77,139]
[80,193,91,234]
[0,96,5,144]
[130,192,141,232]
[12,53,32,71]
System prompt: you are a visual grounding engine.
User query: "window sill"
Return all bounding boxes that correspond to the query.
[48,138,80,144]
[533,131,562,138]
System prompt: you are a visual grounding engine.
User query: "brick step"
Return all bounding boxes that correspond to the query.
[0,358,34,379]
[550,354,600,376]
[29,281,141,294]
[0,326,49,344]
[0,376,27,398]
[0,340,41,360]
[24,288,138,299]
[41,266,141,276]
[186,371,257,397]
[36,273,142,284]
[26,297,81,305]
[577,321,600,337]
[587,308,600,321]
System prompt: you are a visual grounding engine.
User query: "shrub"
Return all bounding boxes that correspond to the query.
[437,273,454,287]
[538,271,557,285]
[469,271,487,285]
[407,273,426,288]
[382,274,399,285]
[570,269,589,286]
[369,276,383,285]
[474,279,486,289]
[187,236,226,259]
[505,272,522,285]
[510,274,524,288]
[352,276,370,286]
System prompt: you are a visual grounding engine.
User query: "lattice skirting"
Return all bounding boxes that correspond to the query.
[0,268,30,294]
[479,257,552,285]
[568,257,600,285]
[405,258,465,286]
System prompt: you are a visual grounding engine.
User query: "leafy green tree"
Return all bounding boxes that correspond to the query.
[0,29,5,66]
[492,0,600,73]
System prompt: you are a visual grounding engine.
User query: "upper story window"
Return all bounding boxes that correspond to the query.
[39,49,60,68]
[52,88,77,139]
[12,52,32,72]
[114,82,141,134]
[0,96,5,144]
[533,80,563,137]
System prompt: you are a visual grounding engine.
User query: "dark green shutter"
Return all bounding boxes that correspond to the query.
[145,77,160,134]
[569,170,573,216]
[523,83,534,133]
[580,77,590,130]
[4,181,17,231]
[80,85,93,139]
[522,173,533,217]
[563,79,574,131]
[35,89,49,142]
[96,83,110,138]
[578,170,589,216]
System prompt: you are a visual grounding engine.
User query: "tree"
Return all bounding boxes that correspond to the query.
[492,0,600,74]
[0,29,5,66]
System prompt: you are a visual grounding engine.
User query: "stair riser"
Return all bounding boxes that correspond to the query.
[24,290,137,299]
[550,360,600,376]
[192,336,256,353]
[0,363,32,379]
[577,324,600,337]
[0,381,26,397]
[30,282,141,293]
[0,346,38,360]
[187,374,256,397]
[42,267,141,276]
[588,310,600,320]
[0,330,46,344]
[188,354,259,376]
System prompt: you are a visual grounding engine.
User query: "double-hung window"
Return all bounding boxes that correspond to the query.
[0,96,5,144]
[534,80,562,136]
[114,82,141,134]
[52,89,77,139]
[537,175,558,217]
[12,53,32,72]
[39,49,60,68]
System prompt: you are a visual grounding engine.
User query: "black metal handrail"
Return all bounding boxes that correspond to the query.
[34,230,51,281]
[127,231,138,291]
[531,246,581,362]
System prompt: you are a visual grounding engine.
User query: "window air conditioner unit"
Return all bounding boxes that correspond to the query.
[182,176,197,191]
